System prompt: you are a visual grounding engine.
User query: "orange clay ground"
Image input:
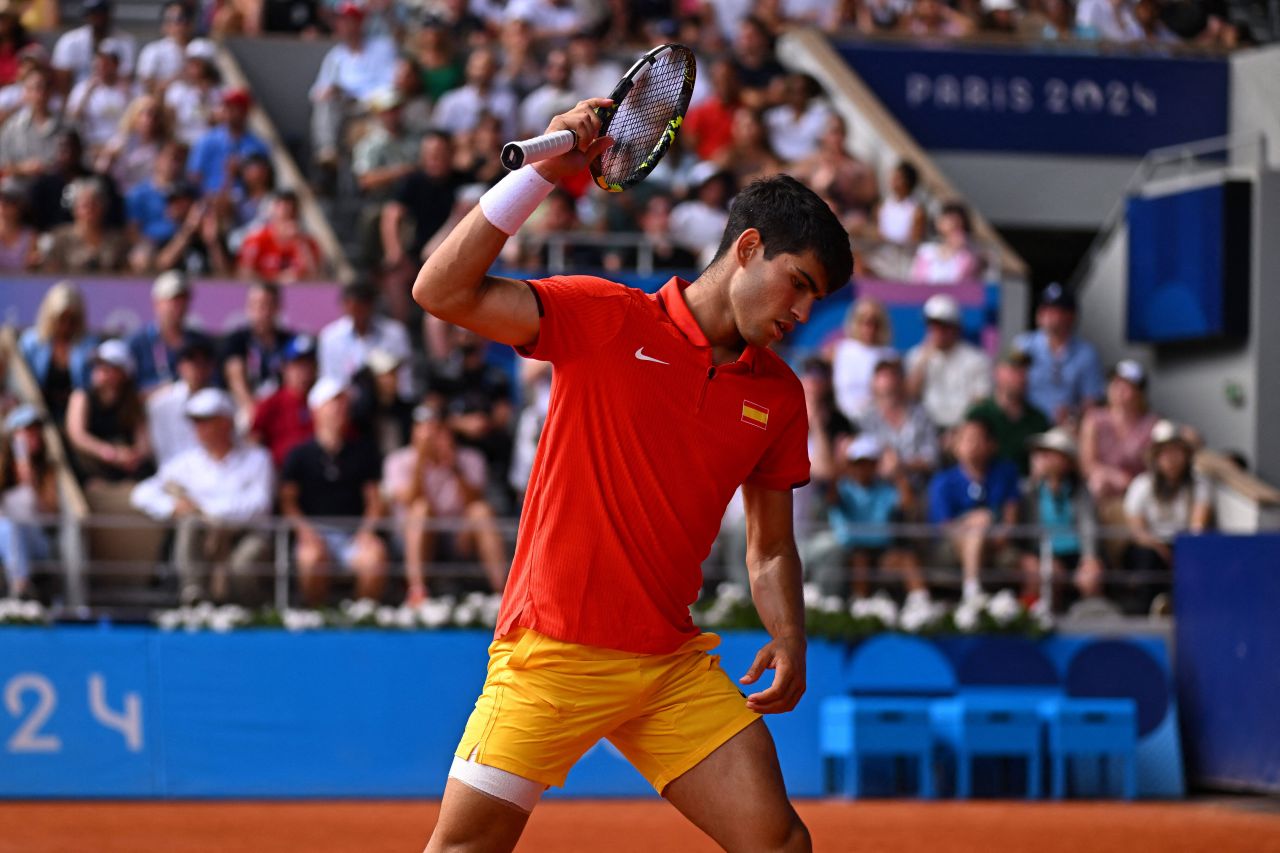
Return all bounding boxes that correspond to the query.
[3,798,1280,852]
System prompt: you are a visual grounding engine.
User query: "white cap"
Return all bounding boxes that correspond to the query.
[307,376,347,410]
[151,269,191,300]
[923,294,961,325]
[982,0,1018,11]
[96,36,125,59]
[93,339,135,376]
[184,388,235,420]
[1113,358,1147,388]
[1150,419,1188,448]
[1028,427,1077,460]
[4,404,41,432]
[847,434,883,461]
[364,347,401,375]
[185,38,217,60]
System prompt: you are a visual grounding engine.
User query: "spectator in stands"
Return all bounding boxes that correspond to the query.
[0,2,33,90]
[0,67,62,181]
[791,114,879,229]
[910,201,983,284]
[19,282,95,423]
[494,18,542,99]
[1075,0,1143,41]
[66,339,152,484]
[1020,427,1103,608]
[797,356,853,525]
[451,112,505,188]
[859,353,940,493]
[874,161,927,247]
[347,346,412,454]
[411,18,463,102]
[763,73,831,164]
[682,57,740,163]
[966,348,1051,475]
[1031,0,1083,39]
[0,180,35,270]
[929,415,1020,602]
[903,0,977,36]
[1014,282,1105,427]
[603,193,698,272]
[250,332,316,468]
[51,0,137,91]
[131,388,273,605]
[187,87,269,195]
[223,281,292,421]
[65,40,131,155]
[380,131,466,310]
[1132,0,1179,42]
[352,89,420,199]
[829,296,895,423]
[503,0,589,41]
[905,294,992,430]
[389,56,433,136]
[1122,419,1211,604]
[670,163,732,268]
[38,176,130,273]
[732,15,785,107]
[431,47,516,139]
[235,190,322,282]
[146,338,216,466]
[165,39,220,145]
[517,47,577,140]
[318,280,413,400]
[127,141,188,253]
[26,128,125,235]
[136,1,194,93]
[148,183,231,276]
[713,107,782,187]
[126,270,215,393]
[823,433,928,602]
[225,153,275,255]
[566,29,622,101]
[281,378,387,606]
[1080,359,1159,517]
[0,405,56,600]
[308,2,396,182]
[97,95,173,194]
[514,186,600,270]
[0,45,53,128]
[980,0,1021,33]
[856,0,915,32]
[384,404,508,604]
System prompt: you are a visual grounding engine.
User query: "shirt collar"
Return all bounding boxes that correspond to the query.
[655,277,760,373]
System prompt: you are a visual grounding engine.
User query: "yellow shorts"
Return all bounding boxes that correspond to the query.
[454,627,760,793]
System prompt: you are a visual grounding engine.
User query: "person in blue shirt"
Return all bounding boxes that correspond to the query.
[1019,427,1102,612]
[125,270,217,394]
[125,140,189,247]
[928,415,1021,601]
[186,87,269,195]
[1013,282,1105,429]
[830,433,928,603]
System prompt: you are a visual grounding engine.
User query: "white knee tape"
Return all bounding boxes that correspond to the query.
[478,166,555,236]
[449,754,546,813]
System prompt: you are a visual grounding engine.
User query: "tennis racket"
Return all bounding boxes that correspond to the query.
[500,43,696,193]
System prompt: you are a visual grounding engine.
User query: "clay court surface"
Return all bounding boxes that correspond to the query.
[4,799,1280,852]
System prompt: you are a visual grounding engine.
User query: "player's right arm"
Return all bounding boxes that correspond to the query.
[410,99,614,350]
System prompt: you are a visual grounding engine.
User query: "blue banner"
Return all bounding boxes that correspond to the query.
[836,41,1229,156]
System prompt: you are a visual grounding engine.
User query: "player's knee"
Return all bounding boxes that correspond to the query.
[774,813,812,853]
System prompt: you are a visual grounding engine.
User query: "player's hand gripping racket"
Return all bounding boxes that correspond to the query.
[501,43,696,192]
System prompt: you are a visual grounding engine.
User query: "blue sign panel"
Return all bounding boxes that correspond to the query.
[836,41,1229,156]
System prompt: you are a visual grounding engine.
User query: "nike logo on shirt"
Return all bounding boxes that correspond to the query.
[634,347,670,365]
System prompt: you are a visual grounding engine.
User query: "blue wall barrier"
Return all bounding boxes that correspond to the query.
[835,41,1229,156]
[0,628,1182,799]
[1175,534,1280,793]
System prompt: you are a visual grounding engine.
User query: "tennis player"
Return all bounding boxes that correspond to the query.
[414,99,852,852]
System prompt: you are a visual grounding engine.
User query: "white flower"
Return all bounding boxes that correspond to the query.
[987,590,1022,626]
[899,598,941,633]
[453,602,479,625]
[819,595,844,614]
[0,598,17,619]
[375,606,397,627]
[1030,598,1054,631]
[717,583,749,604]
[208,611,236,633]
[347,598,378,623]
[418,598,454,628]
[156,610,183,631]
[953,601,980,632]
[480,594,503,627]
[283,608,320,632]
[19,600,44,621]
[802,584,822,609]
[394,606,416,629]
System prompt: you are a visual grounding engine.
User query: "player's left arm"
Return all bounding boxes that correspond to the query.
[739,483,807,715]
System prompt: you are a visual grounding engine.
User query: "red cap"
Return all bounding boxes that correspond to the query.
[335,2,364,19]
[221,87,252,108]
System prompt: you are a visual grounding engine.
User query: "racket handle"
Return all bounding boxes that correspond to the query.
[501,129,578,171]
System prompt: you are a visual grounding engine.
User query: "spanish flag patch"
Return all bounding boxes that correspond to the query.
[741,400,769,430]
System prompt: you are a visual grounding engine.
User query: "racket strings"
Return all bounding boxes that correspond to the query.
[597,54,692,185]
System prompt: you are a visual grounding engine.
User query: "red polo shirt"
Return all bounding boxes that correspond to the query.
[496,275,810,654]
[251,386,313,468]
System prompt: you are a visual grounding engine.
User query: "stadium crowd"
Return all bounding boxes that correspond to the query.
[0,0,1246,616]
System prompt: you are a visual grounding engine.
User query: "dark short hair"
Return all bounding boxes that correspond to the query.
[895,161,919,193]
[961,414,995,441]
[939,201,972,234]
[710,174,853,295]
[342,281,378,303]
[250,280,280,302]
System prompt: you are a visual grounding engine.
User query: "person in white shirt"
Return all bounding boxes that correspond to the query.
[131,388,274,605]
[566,31,623,100]
[1075,0,1144,41]
[309,2,398,169]
[318,281,413,399]
[165,39,221,145]
[763,73,832,164]
[51,0,138,91]
[502,0,588,40]
[431,47,517,139]
[66,40,131,153]
[830,296,896,422]
[670,163,733,268]
[516,48,577,139]
[909,201,984,284]
[146,338,218,466]
[136,1,196,93]
[905,294,992,429]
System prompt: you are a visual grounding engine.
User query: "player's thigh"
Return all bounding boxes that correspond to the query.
[662,719,809,853]
[424,777,531,853]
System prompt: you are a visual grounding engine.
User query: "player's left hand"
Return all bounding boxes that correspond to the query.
[740,634,807,714]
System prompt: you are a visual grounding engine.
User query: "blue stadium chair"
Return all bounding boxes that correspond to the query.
[930,696,1043,799]
[1038,697,1138,800]
[820,696,935,798]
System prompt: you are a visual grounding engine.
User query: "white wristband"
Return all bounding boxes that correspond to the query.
[479,166,554,236]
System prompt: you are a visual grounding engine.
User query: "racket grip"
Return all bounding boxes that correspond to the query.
[501,129,578,171]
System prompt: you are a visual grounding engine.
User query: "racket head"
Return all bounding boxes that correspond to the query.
[590,44,696,193]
